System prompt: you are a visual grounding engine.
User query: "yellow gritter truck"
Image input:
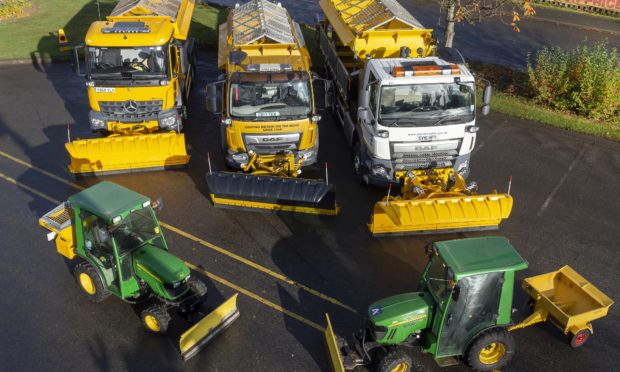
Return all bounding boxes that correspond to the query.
[317,0,512,235]
[66,0,197,175]
[205,0,337,215]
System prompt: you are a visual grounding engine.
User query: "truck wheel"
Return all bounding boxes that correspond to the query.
[378,349,412,372]
[352,141,368,186]
[141,305,171,334]
[466,328,515,371]
[188,278,208,299]
[73,262,109,303]
[569,329,590,348]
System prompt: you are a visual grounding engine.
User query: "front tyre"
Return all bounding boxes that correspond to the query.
[466,328,515,371]
[352,141,368,186]
[141,305,171,334]
[378,348,412,372]
[73,262,109,303]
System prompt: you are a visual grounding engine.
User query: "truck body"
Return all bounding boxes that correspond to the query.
[67,0,197,175]
[205,0,338,216]
[39,181,239,361]
[318,0,485,186]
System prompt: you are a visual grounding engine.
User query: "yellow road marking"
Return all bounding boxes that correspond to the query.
[0,149,356,314]
[0,171,324,332]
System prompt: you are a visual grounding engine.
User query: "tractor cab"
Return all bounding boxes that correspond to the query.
[420,237,529,364]
[68,181,187,301]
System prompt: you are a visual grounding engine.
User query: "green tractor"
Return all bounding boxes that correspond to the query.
[39,181,240,361]
[326,236,529,372]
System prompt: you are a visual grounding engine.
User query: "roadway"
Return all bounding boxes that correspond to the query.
[0,53,619,371]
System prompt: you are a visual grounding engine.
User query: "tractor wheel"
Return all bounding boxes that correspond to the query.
[188,278,208,299]
[141,305,171,334]
[466,328,515,371]
[377,348,413,372]
[73,262,109,303]
[569,329,591,348]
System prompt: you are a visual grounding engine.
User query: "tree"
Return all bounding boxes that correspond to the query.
[435,1,536,48]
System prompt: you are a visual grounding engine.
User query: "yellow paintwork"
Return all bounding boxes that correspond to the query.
[79,273,97,295]
[391,363,408,372]
[324,314,345,372]
[88,85,176,115]
[478,342,505,365]
[58,28,71,52]
[319,0,433,63]
[210,194,340,216]
[226,118,316,153]
[85,0,195,46]
[179,293,240,359]
[368,168,513,235]
[144,314,161,332]
[508,266,614,336]
[66,132,190,175]
[38,207,77,260]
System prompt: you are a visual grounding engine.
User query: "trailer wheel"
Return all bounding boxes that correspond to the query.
[73,262,109,303]
[378,349,412,372]
[141,305,171,334]
[466,328,515,371]
[188,278,208,299]
[569,329,590,348]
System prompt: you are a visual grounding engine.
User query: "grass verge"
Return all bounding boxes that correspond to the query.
[0,0,225,62]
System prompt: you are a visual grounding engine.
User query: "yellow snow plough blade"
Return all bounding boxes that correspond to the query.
[324,314,345,372]
[179,293,240,361]
[66,132,189,175]
[368,193,513,236]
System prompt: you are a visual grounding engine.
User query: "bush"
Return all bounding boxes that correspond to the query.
[0,0,31,21]
[528,40,620,122]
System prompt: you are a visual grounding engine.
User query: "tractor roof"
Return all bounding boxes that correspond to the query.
[435,237,528,279]
[69,181,149,223]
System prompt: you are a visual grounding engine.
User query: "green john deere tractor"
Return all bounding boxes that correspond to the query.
[39,181,240,361]
[326,236,529,372]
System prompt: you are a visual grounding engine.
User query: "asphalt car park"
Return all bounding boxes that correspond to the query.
[0,47,619,371]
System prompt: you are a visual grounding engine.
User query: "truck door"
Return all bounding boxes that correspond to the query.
[436,272,504,357]
[360,71,379,154]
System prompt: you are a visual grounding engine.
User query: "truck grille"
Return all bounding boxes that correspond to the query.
[243,132,301,154]
[391,140,461,170]
[99,100,163,119]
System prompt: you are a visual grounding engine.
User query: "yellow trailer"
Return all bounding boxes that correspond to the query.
[508,265,614,347]
[66,0,197,175]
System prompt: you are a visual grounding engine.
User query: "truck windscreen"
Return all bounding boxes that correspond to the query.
[378,83,475,127]
[88,46,168,79]
[230,72,311,120]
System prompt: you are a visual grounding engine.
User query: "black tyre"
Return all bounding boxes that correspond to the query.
[141,305,171,334]
[466,328,515,371]
[377,348,413,372]
[73,262,109,303]
[188,277,208,299]
[569,329,591,348]
[352,140,367,186]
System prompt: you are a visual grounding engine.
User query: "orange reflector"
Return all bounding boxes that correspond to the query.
[392,64,460,77]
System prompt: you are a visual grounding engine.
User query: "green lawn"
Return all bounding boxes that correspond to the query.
[0,0,225,62]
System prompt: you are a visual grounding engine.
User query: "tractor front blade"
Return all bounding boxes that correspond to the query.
[368,193,513,236]
[324,314,346,372]
[206,171,339,215]
[65,132,189,176]
[179,293,240,361]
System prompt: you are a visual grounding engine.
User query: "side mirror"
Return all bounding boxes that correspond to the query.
[151,198,164,213]
[481,83,492,116]
[206,81,225,114]
[359,88,370,108]
[71,45,85,77]
[312,77,333,110]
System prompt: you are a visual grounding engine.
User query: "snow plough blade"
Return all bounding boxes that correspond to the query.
[324,314,346,372]
[65,132,190,175]
[179,293,240,361]
[368,193,513,236]
[206,171,339,215]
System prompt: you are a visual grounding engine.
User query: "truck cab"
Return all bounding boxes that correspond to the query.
[356,57,480,185]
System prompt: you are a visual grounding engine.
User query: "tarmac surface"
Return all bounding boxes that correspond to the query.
[0,46,619,371]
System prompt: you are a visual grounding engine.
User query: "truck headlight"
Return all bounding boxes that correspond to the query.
[371,165,388,177]
[232,153,249,163]
[160,115,180,130]
[89,112,106,130]
[377,130,389,138]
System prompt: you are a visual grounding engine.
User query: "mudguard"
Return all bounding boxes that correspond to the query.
[206,171,339,215]
[66,132,189,175]
[179,293,240,361]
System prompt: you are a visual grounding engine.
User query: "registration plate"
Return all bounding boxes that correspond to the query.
[417,135,437,141]
[94,87,115,93]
